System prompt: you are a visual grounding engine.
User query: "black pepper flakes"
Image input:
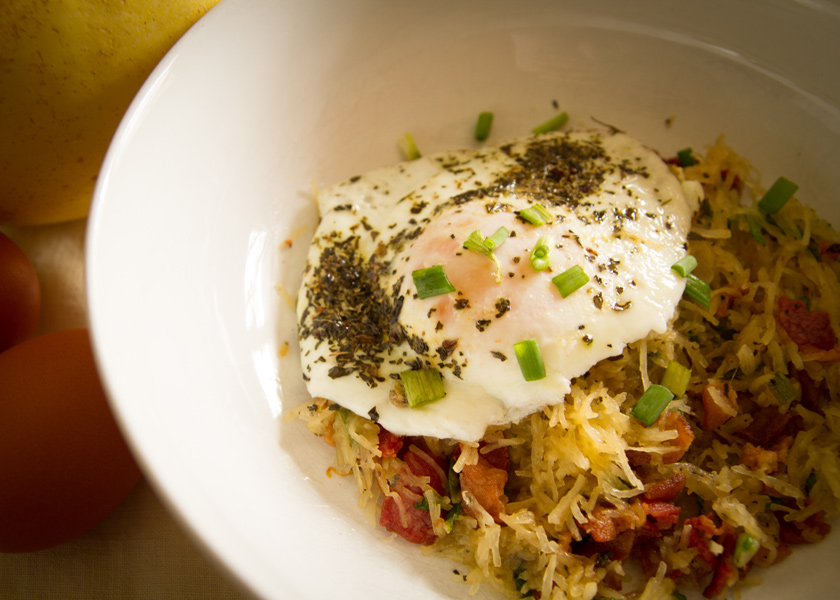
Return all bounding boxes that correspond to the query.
[494,298,511,318]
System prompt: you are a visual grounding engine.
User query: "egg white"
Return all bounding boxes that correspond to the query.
[297,130,701,442]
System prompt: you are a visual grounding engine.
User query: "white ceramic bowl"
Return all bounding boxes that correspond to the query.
[87,1,840,598]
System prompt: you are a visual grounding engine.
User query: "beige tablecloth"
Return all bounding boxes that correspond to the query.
[0,220,252,600]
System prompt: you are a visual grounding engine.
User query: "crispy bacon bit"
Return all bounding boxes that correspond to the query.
[739,442,778,474]
[660,412,695,464]
[644,472,687,502]
[582,500,647,543]
[701,380,738,431]
[715,285,748,319]
[379,441,448,545]
[703,531,737,599]
[777,295,837,351]
[377,427,404,458]
[379,493,437,545]
[798,369,829,414]
[737,406,803,447]
[779,511,831,545]
[642,501,681,528]
[402,442,447,495]
[460,450,509,522]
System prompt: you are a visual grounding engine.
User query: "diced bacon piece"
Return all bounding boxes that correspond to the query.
[715,285,748,319]
[582,501,647,543]
[379,492,437,545]
[644,472,687,502]
[737,407,803,447]
[377,427,404,458]
[481,444,510,470]
[703,531,737,599]
[460,454,508,522]
[777,296,837,351]
[739,442,778,474]
[701,380,738,431]
[798,369,828,414]
[402,441,447,495]
[660,412,695,464]
[779,511,831,545]
[643,501,681,528]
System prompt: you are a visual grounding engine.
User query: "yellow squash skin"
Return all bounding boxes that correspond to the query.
[1,0,221,225]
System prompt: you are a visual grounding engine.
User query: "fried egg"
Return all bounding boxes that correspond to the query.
[297,129,701,442]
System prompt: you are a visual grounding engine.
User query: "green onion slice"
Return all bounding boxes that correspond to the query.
[532,111,569,135]
[746,213,766,246]
[771,370,797,405]
[398,132,421,161]
[552,265,589,298]
[474,111,494,142]
[412,265,456,299]
[518,203,553,225]
[733,532,761,569]
[684,273,711,309]
[631,384,675,427]
[463,230,503,283]
[444,502,462,533]
[513,339,546,382]
[484,226,509,250]
[529,234,553,271]
[676,148,697,167]
[758,176,798,214]
[661,361,691,397]
[400,368,446,408]
[671,255,698,278]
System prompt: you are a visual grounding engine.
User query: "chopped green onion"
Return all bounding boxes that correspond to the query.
[398,132,421,160]
[631,384,674,427]
[513,339,546,382]
[683,273,711,309]
[746,213,766,246]
[661,361,691,397]
[444,502,462,533]
[463,230,491,255]
[733,532,761,569]
[412,265,455,299]
[463,230,503,283]
[766,212,801,239]
[474,111,494,141]
[552,265,590,298]
[758,176,798,214]
[337,407,358,448]
[671,255,698,278]
[529,234,553,271]
[672,594,688,600]
[771,370,797,405]
[805,471,818,495]
[676,148,697,167]
[484,226,509,250]
[517,203,553,225]
[400,368,446,408]
[532,111,569,134]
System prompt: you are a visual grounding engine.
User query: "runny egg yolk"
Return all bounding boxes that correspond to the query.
[297,129,701,442]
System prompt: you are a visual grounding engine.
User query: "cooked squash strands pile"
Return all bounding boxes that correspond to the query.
[294,136,840,599]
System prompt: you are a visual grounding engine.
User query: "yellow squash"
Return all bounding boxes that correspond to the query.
[1,0,221,225]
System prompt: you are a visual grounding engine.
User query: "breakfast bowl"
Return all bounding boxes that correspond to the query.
[86,0,840,598]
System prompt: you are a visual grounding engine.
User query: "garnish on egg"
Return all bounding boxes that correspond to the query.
[297,129,698,441]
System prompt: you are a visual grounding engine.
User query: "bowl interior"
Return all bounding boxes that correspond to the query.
[87,1,840,598]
